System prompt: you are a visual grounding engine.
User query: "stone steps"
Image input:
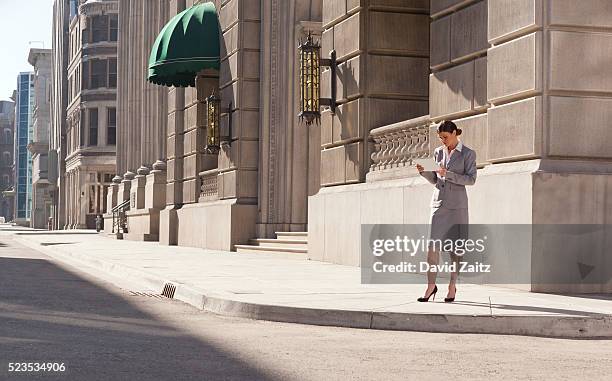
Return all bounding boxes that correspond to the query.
[235,231,308,259]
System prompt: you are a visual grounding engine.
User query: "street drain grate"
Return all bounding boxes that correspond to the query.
[128,291,165,299]
[161,283,177,299]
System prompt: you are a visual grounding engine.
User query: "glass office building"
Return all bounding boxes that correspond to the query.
[14,72,34,220]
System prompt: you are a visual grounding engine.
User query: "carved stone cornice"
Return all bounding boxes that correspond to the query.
[79,0,118,17]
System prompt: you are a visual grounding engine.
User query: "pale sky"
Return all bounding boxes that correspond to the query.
[0,0,54,100]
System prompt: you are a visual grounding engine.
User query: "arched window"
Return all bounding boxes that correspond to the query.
[3,129,10,144]
[3,152,10,165]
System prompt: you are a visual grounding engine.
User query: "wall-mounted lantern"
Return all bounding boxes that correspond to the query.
[298,33,337,125]
[205,92,235,154]
[205,92,221,154]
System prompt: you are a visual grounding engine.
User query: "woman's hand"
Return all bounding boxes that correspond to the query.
[416,164,424,173]
[436,167,447,177]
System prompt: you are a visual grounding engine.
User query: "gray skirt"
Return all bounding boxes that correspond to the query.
[428,206,469,250]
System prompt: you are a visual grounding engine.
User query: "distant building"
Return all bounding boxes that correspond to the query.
[0,100,15,221]
[50,0,71,229]
[28,49,53,229]
[14,72,34,226]
[64,0,118,229]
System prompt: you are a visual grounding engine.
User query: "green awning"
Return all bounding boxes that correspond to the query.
[148,1,220,87]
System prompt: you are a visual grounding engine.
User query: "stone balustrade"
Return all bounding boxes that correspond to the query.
[199,169,219,202]
[367,115,432,182]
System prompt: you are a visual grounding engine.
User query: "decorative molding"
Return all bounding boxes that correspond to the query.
[79,0,119,16]
[369,115,433,173]
[199,169,219,202]
[267,0,280,223]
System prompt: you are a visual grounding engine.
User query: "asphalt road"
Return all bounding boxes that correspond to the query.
[1,234,612,381]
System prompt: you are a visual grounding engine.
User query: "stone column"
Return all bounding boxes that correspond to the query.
[117,0,130,176]
[130,166,149,210]
[65,171,72,229]
[118,171,134,206]
[145,160,167,210]
[216,0,261,208]
[107,175,121,213]
[77,169,87,229]
[257,0,322,237]
[159,0,186,245]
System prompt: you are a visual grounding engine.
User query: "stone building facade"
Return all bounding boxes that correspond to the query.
[106,0,169,241]
[50,0,72,230]
[65,0,118,229]
[27,49,53,229]
[0,100,15,221]
[13,72,34,226]
[104,0,612,293]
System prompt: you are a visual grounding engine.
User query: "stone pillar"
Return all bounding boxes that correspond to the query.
[256,1,322,237]
[64,171,72,229]
[107,175,121,213]
[217,0,261,206]
[76,169,87,229]
[103,175,121,233]
[116,0,130,176]
[159,0,186,246]
[145,160,167,210]
[118,171,134,206]
[130,166,149,210]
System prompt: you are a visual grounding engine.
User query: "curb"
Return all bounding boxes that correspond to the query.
[13,234,612,339]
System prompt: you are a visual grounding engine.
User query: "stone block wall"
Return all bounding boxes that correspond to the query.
[217,0,261,203]
[319,0,430,187]
[429,0,489,166]
[430,0,612,165]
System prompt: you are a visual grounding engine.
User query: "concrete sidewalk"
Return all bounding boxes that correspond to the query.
[3,226,612,338]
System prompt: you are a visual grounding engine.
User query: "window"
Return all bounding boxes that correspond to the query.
[2,175,8,186]
[80,111,85,147]
[90,60,107,89]
[82,60,89,90]
[3,129,10,144]
[108,58,117,88]
[89,108,98,146]
[3,152,10,165]
[107,108,116,145]
[110,15,118,41]
[91,16,109,43]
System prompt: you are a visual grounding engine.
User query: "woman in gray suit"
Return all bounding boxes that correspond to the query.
[415,120,477,303]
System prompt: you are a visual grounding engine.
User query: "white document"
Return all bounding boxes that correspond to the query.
[413,157,441,172]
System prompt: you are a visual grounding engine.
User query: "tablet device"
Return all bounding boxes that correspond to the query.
[413,157,441,172]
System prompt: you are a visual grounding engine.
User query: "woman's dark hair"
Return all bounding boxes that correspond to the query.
[437,120,462,136]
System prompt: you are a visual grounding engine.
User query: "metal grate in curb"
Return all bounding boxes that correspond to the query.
[161,282,177,299]
[128,291,165,299]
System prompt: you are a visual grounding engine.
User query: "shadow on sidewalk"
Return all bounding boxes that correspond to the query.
[450,301,609,317]
[0,239,278,380]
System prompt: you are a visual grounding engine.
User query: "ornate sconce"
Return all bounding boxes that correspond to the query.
[205,92,235,154]
[205,92,221,154]
[298,33,337,125]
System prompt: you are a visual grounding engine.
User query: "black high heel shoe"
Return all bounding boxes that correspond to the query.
[445,286,457,303]
[417,285,438,302]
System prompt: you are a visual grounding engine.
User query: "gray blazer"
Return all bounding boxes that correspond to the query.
[420,144,477,209]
